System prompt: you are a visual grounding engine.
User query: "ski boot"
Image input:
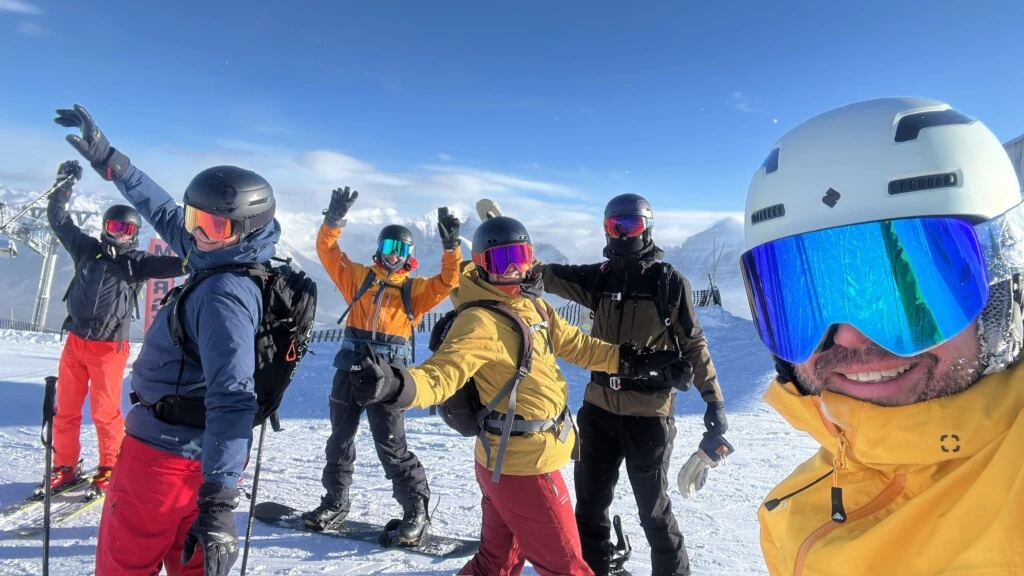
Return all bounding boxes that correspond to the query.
[301,491,350,532]
[85,467,113,500]
[33,460,83,498]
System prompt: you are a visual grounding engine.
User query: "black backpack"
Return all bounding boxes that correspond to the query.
[165,256,318,427]
[429,299,567,483]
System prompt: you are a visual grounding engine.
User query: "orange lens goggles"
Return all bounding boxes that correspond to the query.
[184,205,234,241]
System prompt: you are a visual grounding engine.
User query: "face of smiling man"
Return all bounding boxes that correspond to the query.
[793,321,982,407]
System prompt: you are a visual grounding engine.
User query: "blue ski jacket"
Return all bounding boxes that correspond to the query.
[114,164,280,487]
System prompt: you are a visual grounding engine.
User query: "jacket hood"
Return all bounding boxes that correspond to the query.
[765,362,1024,471]
[184,218,280,271]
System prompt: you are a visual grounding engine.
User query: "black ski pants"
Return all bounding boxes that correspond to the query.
[575,401,689,576]
[320,366,430,508]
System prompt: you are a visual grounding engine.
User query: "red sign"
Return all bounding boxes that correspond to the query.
[144,238,182,334]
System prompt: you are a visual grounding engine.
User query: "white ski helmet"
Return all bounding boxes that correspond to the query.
[744,96,1024,375]
[744,96,1021,252]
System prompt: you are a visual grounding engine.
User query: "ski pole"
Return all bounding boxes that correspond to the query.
[0,175,75,235]
[41,376,58,576]
[240,418,268,576]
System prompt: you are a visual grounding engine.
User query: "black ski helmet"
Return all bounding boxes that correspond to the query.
[472,216,533,284]
[603,193,654,257]
[101,204,142,251]
[182,166,276,238]
[375,224,414,272]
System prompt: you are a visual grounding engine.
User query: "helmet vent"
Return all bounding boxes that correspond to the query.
[761,148,780,174]
[894,109,974,143]
[751,203,786,225]
[888,172,958,195]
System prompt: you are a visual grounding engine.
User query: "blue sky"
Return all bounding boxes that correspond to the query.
[1,0,1022,254]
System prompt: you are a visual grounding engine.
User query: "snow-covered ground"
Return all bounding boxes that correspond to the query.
[0,307,819,575]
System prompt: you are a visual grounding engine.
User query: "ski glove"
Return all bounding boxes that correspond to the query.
[704,401,728,436]
[677,433,734,498]
[181,483,240,576]
[617,342,681,380]
[54,160,82,203]
[437,207,461,251]
[350,345,416,408]
[323,186,358,228]
[54,104,132,181]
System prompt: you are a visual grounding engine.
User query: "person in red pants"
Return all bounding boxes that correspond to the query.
[45,160,184,495]
[348,216,679,576]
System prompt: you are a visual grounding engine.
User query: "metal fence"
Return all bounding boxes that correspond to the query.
[0,317,62,335]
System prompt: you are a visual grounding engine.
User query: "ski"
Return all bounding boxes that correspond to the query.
[0,468,96,525]
[0,475,103,536]
[253,501,480,560]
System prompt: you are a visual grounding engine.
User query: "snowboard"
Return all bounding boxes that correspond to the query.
[252,501,479,559]
[476,198,503,221]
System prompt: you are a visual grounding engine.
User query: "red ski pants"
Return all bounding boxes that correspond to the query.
[53,333,130,469]
[459,462,594,576]
[95,436,205,576]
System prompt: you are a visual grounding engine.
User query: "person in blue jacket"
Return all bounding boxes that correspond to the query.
[56,104,279,576]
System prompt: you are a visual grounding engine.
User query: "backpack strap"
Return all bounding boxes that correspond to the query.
[462,301,535,483]
[656,262,678,328]
[400,277,414,322]
[336,271,378,325]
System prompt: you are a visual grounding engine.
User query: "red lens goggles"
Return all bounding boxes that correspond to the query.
[473,242,534,279]
[105,219,138,237]
[604,214,648,238]
[185,205,235,242]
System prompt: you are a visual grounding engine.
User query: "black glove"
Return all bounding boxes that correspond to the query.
[53,160,83,203]
[181,483,240,576]
[437,207,461,251]
[323,186,358,228]
[349,345,414,407]
[54,104,131,181]
[617,342,681,380]
[704,401,728,436]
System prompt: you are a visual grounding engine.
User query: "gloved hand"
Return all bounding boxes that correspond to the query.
[704,401,728,436]
[54,104,131,181]
[323,186,359,228]
[617,342,681,379]
[53,160,83,203]
[350,345,415,407]
[181,483,240,576]
[677,433,734,499]
[437,207,461,250]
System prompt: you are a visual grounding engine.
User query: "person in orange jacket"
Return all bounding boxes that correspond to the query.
[44,160,183,496]
[305,186,462,544]
[743,97,1024,575]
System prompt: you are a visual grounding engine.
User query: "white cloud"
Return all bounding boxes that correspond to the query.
[729,91,759,113]
[0,124,736,263]
[437,153,452,162]
[0,0,39,14]
[16,21,45,35]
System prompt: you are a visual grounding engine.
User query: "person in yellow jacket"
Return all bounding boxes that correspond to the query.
[740,96,1024,576]
[348,215,680,576]
[305,186,462,544]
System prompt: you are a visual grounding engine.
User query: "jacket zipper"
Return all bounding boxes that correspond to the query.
[792,473,907,576]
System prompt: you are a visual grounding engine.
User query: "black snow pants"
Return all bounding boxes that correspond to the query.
[320,353,430,508]
[574,401,689,576]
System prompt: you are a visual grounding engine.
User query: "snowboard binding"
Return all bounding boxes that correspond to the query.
[608,515,633,575]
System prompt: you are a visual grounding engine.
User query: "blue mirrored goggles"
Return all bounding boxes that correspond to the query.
[378,238,412,258]
[741,202,1024,364]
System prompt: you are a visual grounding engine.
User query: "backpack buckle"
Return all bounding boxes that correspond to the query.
[609,376,622,391]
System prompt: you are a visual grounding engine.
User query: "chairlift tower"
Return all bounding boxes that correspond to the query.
[0,201,97,331]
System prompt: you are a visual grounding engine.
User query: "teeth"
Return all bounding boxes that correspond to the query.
[840,364,912,382]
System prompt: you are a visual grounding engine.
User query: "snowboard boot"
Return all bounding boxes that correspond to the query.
[86,467,113,500]
[396,496,429,545]
[301,491,350,532]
